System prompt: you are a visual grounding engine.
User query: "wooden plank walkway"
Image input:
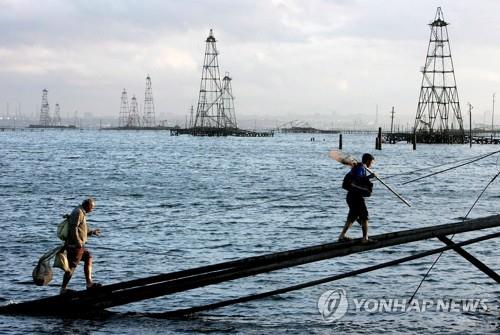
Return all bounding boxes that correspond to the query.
[1,214,499,316]
[156,231,500,317]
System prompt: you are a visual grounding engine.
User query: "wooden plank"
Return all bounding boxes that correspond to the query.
[96,213,500,293]
[61,215,500,311]
[157,231,500,317]
[438,235,500,283]
[1,214,499,315]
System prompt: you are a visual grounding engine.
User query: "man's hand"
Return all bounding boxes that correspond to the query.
[92,229,101,236]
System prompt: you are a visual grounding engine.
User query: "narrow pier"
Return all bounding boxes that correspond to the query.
[101,126,175,131]
[170,127,274,137]
[280,127,339,134]
[28,125,78,129]
[385,132,500,144]
[1,214,498,316]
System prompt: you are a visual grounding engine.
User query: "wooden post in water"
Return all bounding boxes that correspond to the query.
[377,127,382,150]
[469,103,473,148]
[390,106,395,144]
[339,133,342,150]
[492,93,495,141]
[413,131,417,150]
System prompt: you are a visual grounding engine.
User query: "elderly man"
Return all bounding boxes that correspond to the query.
[60,198,101,294]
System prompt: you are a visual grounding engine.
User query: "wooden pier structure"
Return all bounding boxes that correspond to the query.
[101,126,176,131]
[28,124,77,129]
[280,126,339,134]
[385,131,500,145]
[0,127,76,132]
[1,215,498,317]
[170,127,274,137]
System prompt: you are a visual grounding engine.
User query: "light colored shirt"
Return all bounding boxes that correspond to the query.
[67,205,89,247]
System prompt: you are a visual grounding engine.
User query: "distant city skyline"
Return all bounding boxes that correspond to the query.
[0,0,499,129]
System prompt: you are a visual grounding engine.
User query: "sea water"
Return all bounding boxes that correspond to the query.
[0,130,498,334]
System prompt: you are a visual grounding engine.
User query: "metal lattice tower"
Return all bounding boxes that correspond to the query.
[189,105,194,128]
[39,89,51,126]
[119,89,130,127]
[414,7,464,137]
[143,75,156,127]
[221,72,238,128]
[52,103,61,126]
[194,29,232,129]
[128,95,141,127]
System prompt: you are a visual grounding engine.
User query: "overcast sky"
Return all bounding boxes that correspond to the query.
[1,0,499,128]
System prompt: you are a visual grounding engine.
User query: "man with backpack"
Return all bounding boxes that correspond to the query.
[338,153,376,243]
[60,198,102,294]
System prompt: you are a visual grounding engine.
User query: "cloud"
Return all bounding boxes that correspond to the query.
[0,0,499,128]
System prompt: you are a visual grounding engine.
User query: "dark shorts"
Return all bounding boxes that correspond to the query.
[346,192,369,222]
[66,246,92,269]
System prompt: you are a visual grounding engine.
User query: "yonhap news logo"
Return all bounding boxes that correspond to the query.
[317,289,349,321]
[317,288,490,322]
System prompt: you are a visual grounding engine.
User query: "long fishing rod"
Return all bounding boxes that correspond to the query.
[329,150,411,207]
[408,169,500,303]
[385,149,500,179]
[366,166,412,207]
[402,150,500,185]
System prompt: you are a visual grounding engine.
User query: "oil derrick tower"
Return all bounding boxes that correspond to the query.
[39,89,51,126]
[189,105,194,128]
[52,103,62,126]
[170,29,273,136]
[128,95,141,127]
[143,75,155,127]
[414,7,464,143]
[221,72,238,129]
[119,89,130,127]
[193,29,234,131]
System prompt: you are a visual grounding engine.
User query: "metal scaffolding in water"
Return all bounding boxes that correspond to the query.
[194,29,235,130]
[414,7,464,143]
[170,29,273,137]
[189,105,194,128]
[143,75,156,127]
[119,89,130,128]
[39,89,51,126]
[128,95,141,127]
[52,103,61,126]
[221,72,237,129]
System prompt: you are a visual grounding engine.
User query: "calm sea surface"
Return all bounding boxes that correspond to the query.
[0,130,498,334]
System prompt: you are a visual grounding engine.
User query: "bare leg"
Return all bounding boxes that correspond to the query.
[84,257,93,287]
[361,220,369,242]
[339,220,354,240]
[61,268,75,293]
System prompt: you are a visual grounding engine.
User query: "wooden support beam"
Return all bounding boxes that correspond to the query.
[105,213,500,293]
[438,235,500,283]
[103,215,500,310]
[85,215,500,311]
[1,214,500,315]
[157,231,500,317]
